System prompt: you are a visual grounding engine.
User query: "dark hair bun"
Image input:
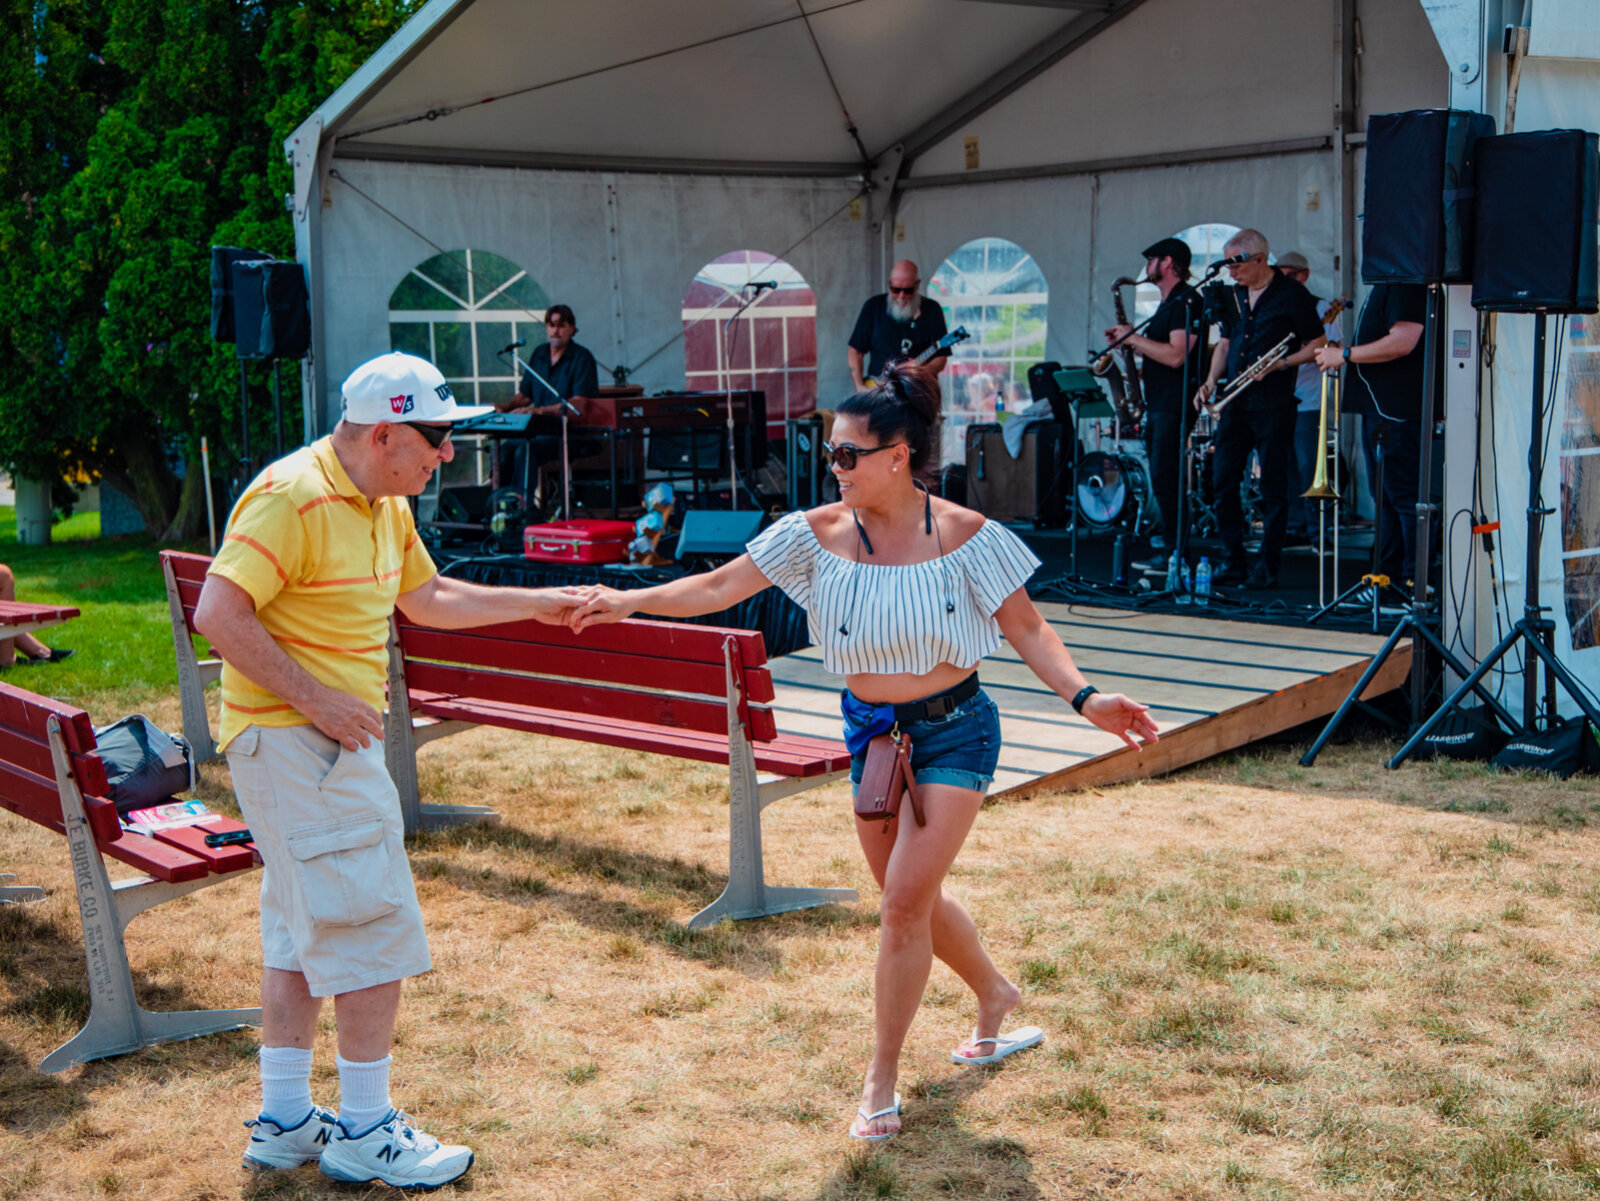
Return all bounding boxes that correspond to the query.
[879,360,939,429]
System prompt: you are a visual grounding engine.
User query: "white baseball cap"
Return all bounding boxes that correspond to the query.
[340,352,494,424]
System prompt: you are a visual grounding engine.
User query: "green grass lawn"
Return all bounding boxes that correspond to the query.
[0,506,202,719]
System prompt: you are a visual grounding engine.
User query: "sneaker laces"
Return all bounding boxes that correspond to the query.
[378,1111,440,1157]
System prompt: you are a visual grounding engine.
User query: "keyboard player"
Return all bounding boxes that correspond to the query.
[498,304,601,496]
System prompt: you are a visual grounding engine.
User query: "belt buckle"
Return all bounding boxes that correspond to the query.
[926,693,956,719]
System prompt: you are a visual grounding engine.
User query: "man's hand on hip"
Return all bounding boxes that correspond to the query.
[302,686,385,751]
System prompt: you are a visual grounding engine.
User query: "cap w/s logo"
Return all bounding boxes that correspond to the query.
[389,394,415,415]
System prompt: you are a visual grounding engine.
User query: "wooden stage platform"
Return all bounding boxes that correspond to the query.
[765,603,1412,798]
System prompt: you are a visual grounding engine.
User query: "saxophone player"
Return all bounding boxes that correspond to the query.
[1105,238,1205,553]
[1192,230,1326,589]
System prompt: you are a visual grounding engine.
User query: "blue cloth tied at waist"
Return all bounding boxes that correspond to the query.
[840,690,896,757]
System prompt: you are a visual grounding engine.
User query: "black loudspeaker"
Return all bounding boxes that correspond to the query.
[232,260,312,360]
[676,510,765,558]
[1362,109,1496,284]
[648,429,726,473]
[1472,130,1599,314]
[210,246,271,343]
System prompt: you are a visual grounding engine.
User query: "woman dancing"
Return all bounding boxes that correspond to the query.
[574,363,1157,1139]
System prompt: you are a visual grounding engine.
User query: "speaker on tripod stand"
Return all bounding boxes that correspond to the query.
[1389,128,1600,767]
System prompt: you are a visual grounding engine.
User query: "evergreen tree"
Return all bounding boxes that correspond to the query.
[0,0,420,538]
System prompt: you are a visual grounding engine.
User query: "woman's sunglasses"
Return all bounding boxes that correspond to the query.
[824,441,902,470]
[404,421,453,450]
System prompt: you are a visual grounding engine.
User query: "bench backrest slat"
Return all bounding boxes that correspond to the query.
[0,758,123,845]
[0,724,110,797]
[398,613,769,669]
[399,627,775,704]
[404,659,778,742]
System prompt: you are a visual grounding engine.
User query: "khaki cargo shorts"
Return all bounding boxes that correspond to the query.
[226,723,431,997]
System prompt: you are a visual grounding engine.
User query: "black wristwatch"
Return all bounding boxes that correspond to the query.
[1342,345,1352,363]
[1070,685,1099,714]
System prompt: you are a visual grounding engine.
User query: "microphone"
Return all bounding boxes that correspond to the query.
[498,338,525,356]
[748,280,779,293]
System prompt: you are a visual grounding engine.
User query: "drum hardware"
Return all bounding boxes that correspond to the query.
[1204,333,1293,417]
[1073,449,1151,533]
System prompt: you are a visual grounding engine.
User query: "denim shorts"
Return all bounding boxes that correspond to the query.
[848,687,1002,796]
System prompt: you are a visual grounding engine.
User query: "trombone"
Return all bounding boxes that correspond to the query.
[1301,357,1342,606]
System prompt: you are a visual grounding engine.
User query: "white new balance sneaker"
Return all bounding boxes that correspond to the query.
[318,1110,474,1190]
[241,1105,338,1170]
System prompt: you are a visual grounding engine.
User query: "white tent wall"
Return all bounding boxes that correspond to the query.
[1474,55,1600,717]
[310,160,870,430]
[895,152,1336,374]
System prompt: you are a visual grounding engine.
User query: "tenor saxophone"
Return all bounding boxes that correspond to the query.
[1090,277,1145,432]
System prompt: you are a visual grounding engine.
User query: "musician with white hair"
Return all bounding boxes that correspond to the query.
[1192,230,1326,590]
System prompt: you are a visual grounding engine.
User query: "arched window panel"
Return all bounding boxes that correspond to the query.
[389,249,549,488]
[682,250,817,432]
[1132,223,1242,324]
[928,238,1048,467]
[388,249,550,411]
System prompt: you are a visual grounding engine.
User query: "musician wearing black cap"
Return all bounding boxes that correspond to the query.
[1192,230,1327,589]
[1106,238,1206,552]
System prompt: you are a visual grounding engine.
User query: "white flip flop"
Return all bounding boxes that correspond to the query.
[848,1091,903,1141]
[951,1025,1045,1066]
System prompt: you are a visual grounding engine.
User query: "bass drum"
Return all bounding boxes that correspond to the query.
[1074,451,1150,531]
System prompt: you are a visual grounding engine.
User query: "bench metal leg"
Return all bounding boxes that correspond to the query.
[385,622,499,836]
[0,873,44,905]
[689,645,858,929]
[163,558,220,764]
[39,718,260,1073]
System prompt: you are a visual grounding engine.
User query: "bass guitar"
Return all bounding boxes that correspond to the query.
[864,326,969,388]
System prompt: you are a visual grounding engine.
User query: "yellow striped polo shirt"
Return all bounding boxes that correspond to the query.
[208,436,437,750]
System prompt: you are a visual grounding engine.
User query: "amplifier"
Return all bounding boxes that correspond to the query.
[965,423,1061,524]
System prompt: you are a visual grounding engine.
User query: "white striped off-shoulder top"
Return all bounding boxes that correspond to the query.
[746,509,1040,675]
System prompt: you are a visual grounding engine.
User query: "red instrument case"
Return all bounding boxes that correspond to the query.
[523,519,634,564]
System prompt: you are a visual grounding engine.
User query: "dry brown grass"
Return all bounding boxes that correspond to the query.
[5,698,1600,1199]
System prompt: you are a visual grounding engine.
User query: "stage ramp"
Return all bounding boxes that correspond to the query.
[765,603,1412,798]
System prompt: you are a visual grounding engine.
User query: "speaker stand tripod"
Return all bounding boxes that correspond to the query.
[1388,311,1600,767]
[1301,283,1523,766]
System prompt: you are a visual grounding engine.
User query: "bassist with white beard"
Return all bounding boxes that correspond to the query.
[848,260,951,394]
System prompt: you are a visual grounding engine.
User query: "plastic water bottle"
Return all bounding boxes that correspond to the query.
[1165,551,1180,597]
[1195,557,1213,607]
[1176,558,1193,605]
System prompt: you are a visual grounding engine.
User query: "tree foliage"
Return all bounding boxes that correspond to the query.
[0,0,421,537]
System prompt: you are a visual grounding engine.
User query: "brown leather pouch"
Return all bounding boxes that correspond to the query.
[854,733,924,828]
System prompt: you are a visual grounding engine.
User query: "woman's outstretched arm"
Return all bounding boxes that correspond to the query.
[574,554,771,628]
[996,588,1160,749]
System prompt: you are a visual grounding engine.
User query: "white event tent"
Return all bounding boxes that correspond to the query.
[286,0,1600,716]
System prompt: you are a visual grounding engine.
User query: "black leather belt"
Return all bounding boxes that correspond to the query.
[893,674,979,725]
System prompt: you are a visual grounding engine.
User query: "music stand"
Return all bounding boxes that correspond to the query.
[1053,367,1117,585]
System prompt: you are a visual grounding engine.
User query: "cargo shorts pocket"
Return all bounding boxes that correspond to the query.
[285,818,403,928]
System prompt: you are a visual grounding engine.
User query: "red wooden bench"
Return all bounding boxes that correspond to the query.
[160,550,855,929]
[0,679,260,1071]
[0,599,79,643]
[161,552,223,764]
[387,612,856,928]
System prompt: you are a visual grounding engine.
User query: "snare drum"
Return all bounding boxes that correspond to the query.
[1074,451,1151,531]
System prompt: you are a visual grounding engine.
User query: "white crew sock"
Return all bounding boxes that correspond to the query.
[336,1054,394,1135]
[259,1045,315,1126]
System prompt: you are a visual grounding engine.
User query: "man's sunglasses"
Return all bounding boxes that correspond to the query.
[887,285,917,295]
[404,421,453,450]
[824,441,903,470]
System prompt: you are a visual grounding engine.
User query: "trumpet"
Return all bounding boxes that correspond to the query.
[1203,334,1292,417]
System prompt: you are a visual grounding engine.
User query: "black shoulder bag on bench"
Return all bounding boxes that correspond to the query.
[92,716,194,815]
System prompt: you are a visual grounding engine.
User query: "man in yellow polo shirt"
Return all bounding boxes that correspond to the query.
[195,352,584,1189]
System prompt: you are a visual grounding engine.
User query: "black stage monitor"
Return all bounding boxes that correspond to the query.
[1363,109,1495,284]
[1473,129,1599,314]
[676,510,765,558]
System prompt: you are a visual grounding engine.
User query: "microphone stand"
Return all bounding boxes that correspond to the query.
[719,284,776,510]
[504,346,582,521]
